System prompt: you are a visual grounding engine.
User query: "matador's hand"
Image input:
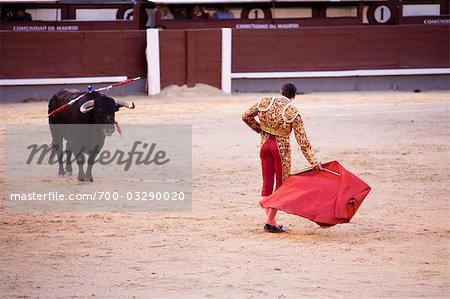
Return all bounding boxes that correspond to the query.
[312,161,323,172]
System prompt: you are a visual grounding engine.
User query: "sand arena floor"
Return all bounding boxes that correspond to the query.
[0,90,449,298]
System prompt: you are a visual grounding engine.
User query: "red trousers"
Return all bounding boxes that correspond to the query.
[260,136,283,196]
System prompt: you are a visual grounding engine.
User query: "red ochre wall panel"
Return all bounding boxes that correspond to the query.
[1,25,448,87]
[159,30,187,88]
[159,29,221,89]
[0,30,146,79]
[232,25,450,73]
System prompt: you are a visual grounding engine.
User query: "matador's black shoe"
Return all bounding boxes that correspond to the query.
[263,223,285,233]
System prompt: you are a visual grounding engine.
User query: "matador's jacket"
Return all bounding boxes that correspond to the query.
[242,95,318,182]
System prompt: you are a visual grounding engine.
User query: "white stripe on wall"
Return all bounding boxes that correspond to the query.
[146,28,161,96]
[231,68,450,79]
[0,76,127,86]
[221,28,232,94]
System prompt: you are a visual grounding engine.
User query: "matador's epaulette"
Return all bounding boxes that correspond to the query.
[282,104,299,123]
[256,97,274,112]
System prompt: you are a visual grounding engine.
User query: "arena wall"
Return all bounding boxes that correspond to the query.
[1,23,449,102]
[147,25,450,94]
[159,29,222,89]
[231,25,449,73]
[0,30,146,79]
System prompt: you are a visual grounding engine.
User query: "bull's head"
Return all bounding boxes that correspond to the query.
[79,92,135,136]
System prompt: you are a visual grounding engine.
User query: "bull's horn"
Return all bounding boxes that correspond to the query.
[80,100,95,113]
[115,100,135,109]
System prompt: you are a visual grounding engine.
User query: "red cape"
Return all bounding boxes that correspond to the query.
[260,161,371,227]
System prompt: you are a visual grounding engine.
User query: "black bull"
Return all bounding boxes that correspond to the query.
[48,89,135,182]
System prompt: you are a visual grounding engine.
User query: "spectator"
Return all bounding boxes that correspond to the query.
[172,5,187,20]
[213,5,235,19]
[190,5,211,20]
[11,5,32,21]
[1,6,14,21]
[159,5,174,20]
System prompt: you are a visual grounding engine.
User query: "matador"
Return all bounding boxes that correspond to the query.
[242,83,322,233]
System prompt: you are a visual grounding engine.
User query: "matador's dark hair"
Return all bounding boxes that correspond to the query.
[281,82,297,99]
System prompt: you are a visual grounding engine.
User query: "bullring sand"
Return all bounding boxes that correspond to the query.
[0,90,449,298]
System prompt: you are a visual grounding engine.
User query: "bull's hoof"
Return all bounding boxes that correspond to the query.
[78,177,93,183]
[65,172,72,177]
[58,173,65,178]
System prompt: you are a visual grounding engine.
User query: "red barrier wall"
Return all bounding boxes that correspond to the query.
[232,25,450,73]
[159,29,222,89]
[1,25,448,91]
[0,30,146,79]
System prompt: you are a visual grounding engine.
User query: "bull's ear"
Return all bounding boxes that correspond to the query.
[115,105,121,112]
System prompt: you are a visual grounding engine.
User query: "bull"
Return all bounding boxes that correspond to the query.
[48,89,135,182]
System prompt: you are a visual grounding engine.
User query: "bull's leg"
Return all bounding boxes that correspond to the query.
[54,143,65,177]
[75,151,86,181]
[65,141,73,176]
[85,148,100,182]
[49,130,65,177]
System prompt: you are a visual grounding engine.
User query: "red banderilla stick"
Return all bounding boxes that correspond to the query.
[47,77,141,117]
[48,102,69,117]
[96,77,141,92]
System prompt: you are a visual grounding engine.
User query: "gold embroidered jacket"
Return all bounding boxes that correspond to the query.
[242,96,318,182]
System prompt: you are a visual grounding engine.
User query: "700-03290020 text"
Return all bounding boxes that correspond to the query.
[9,191,186,201]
